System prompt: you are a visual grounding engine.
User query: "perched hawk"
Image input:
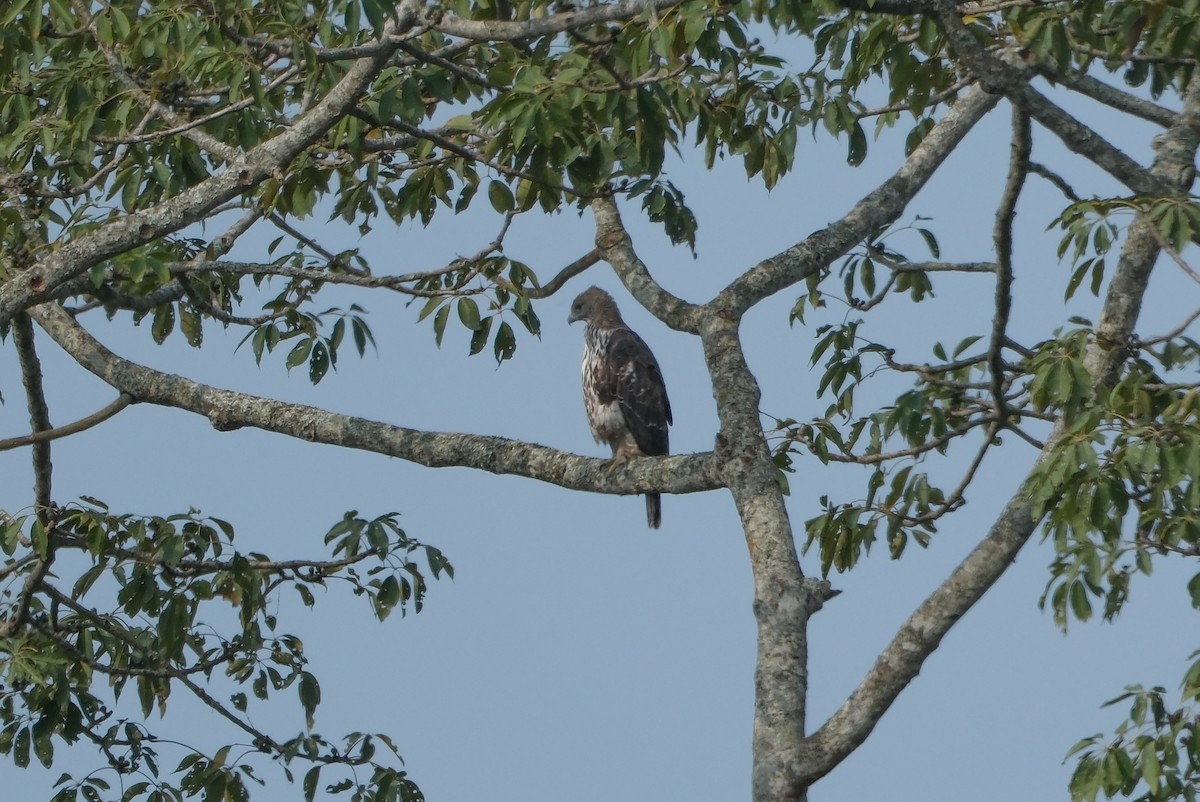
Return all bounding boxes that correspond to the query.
[568,287,673,528]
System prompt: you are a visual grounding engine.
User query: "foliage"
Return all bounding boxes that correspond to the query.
[2,0,1200,799]
[1068,675,1200,802]
[0,502,448,802]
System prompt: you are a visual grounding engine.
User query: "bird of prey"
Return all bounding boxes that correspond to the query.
[568,287,673,528]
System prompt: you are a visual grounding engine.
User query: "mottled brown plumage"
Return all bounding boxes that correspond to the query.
[568,287,672,528]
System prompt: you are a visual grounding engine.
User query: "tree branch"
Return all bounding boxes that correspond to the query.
[0,1,422,329]
[590,197,703,331]
[990,107,1030,426]
[1136,306,1200,348]
[162,258,492,298]
[13,314,53,516]
[717,84,999,316]
[0,394,133,452]
[792,416,994,466]
[29,303,723,498]
[1146,224,1200,286]
[932,7,1190,198]
[432,0,686,41]
[792,52,1200,793]
[697,307,832,802]
[1028,161,1081,201]
[521,249,602,299]
[1044,67,1177,128]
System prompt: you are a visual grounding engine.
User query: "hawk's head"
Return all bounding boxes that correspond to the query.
[568,286,622,326]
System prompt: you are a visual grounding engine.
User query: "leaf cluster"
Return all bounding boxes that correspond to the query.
[0,500,450,802]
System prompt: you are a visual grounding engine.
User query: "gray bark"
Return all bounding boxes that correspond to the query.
[30,304,724,497]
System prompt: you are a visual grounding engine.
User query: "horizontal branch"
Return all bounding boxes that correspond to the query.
[30,303,723,497]
[867,244,997,274]
[164,258,485,297]
[55,532,384,578]
[889,260,996,273]
[792,415,994,465]
[433,0,685,41]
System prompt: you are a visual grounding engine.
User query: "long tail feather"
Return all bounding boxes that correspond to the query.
[645,493,662,529]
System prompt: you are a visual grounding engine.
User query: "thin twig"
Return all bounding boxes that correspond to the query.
[177,274,284,327]
[849,273,898,311]
[885,350,989,375]
[379,115,587,198]
[1027,162,1081,201]
[53,533,383,577]
[395,40,500,91]
[72,0,237,161]
[163,241,520,298]
[1146,225,1200,285]
[0,554,40,583]
[92,66,301,147]
[858,76,975,119]
[1136,306,1200,348]
[34,622,237,678]
[0,394,133,452]
[867,245,996,273]
[1070,43,1196,67]
[793,416,994,466]
[268,214,364,272]
[1005,422,1047,450]
[883,421,1000,525]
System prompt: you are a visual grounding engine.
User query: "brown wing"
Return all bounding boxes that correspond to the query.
[602,327,672,456]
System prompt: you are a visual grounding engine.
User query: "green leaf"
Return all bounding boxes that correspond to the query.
[299,672,321,730]
[286,338,313,371]
[493,320,516,364]
[468,316,493,356]
[487,180,514,213]
[151,304,175,344]
[32,727,53,769]
[433,304,450,347]
[457,298,482,331]
[847,122,867,166]
[1069,581,1093,622]
[376,575,400,619]
[309,341,331,384]
[952,335,981,358]
[303,766,320,802]
[180,305,203,347]
[14,727,29,768]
